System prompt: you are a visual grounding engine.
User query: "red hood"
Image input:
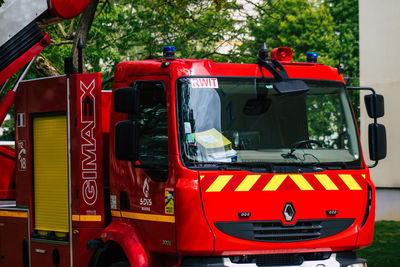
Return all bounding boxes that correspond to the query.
[198,169,369,255]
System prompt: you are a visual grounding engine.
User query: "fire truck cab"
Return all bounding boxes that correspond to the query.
[105,47,386,266]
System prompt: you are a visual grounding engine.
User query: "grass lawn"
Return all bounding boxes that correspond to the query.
[357,221,400,267]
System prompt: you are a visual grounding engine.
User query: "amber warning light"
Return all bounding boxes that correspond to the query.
[270,47,293,62]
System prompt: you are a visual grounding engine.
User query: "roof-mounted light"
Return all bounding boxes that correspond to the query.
[163,46,175,58]
[306,52,318,63]
[270,47,293,62]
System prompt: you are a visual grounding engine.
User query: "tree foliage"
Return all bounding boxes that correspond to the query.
[1,0,360,141]
[38,0,241,89]
[240,0,336,65]
[323,0,359,82]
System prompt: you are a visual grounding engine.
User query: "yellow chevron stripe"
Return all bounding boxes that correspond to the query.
[206,175,233,192]
[235,175,261,191]
[339,174,362,190]
[315,174,338,190]
[362,174,366,179]
[200,175,205,180]
[263,175,287,191]
[289,175,314,190]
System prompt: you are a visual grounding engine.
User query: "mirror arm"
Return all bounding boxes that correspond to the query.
[347,86,378,124]
[347,86,376,94]
[368,160,378,169]
[257,57,288,82]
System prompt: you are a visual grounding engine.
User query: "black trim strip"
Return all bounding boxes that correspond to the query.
[175,76,363,171]
[215,219,355,243]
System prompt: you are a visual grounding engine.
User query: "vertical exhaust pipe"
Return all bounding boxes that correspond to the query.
[0,58,35,126]
[77,38,85,74]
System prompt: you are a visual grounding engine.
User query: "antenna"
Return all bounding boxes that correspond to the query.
[258,43,269,61]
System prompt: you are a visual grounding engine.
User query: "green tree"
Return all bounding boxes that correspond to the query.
[323,0,360,123]
[1,0,240,140]
[323,0,359,83]
[1,0,361,141]
[38,0,241,88]
[240,0,337,65]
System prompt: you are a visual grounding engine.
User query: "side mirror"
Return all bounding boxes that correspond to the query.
[115,120,138,161]
[369,123,387,161]
[347,87,387,167]
[365,94,384,118]
[114,86,140,113]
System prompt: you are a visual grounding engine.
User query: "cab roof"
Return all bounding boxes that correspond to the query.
[113,58,344,84]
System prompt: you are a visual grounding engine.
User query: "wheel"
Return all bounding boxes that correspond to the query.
[110,261,130,267]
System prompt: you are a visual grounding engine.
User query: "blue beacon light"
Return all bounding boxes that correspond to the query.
[306,52,318,63]
[163,46,175,58]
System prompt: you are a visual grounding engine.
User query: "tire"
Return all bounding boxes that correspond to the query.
[110,261,130,267]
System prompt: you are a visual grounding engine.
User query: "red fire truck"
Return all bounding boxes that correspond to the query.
[0,1,388,267]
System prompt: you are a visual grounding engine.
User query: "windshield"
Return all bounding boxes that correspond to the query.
[177,77,361,170]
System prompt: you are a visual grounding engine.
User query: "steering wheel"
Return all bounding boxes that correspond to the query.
[289,139,323,154]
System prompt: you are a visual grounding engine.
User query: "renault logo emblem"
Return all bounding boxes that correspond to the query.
[283,203,295,222]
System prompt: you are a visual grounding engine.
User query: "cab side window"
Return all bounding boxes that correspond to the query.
[136,81,168,165]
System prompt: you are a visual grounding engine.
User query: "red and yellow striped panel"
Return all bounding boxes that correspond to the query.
[200,173,364,192]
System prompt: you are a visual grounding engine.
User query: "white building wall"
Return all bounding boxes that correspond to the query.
[360,0,400,220]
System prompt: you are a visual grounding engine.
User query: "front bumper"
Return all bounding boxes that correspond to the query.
[180,252,367,267]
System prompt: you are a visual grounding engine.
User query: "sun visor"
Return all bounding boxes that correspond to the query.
[274,80,309,95]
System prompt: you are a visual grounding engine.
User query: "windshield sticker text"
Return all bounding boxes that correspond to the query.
[190,78,219,89]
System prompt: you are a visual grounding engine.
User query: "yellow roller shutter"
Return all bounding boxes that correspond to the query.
[33,115,69,233]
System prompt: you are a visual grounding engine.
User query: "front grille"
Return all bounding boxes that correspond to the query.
[215,219,354,243]
[253,220,322,241]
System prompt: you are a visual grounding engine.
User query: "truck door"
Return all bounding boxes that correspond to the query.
[113,77,177,254]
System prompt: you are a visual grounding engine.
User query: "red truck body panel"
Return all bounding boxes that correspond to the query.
[0,145,15,199]
[48,0,92,19]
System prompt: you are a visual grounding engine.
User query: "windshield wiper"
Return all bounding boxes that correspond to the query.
[187,161,328,173]
[229,162,274,172]
[282,139,323,159]
[188,162,241,170]
[187,161,274,172]
[319,162,349,170]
